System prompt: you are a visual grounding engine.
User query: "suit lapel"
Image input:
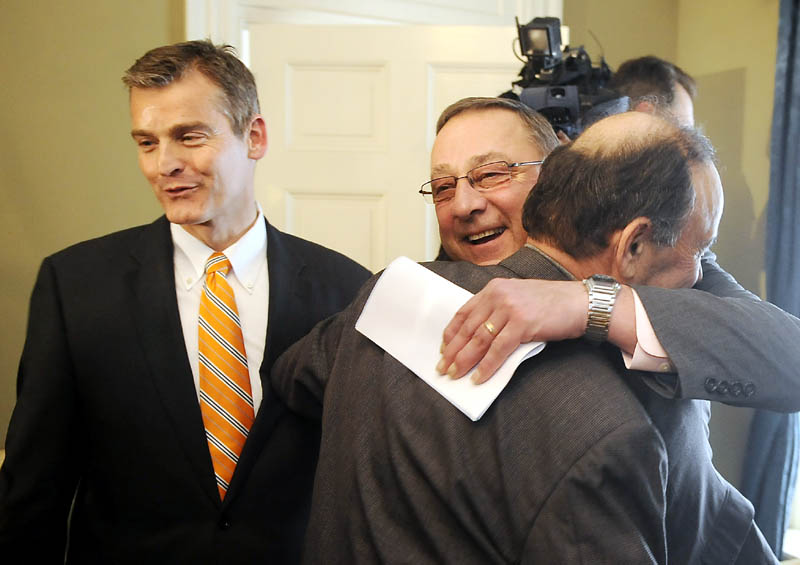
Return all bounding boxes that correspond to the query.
[225,220,309,502]
[129,217,221,508]
[262,220,312,373]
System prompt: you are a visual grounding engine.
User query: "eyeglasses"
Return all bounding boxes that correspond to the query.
[419,160,543,204]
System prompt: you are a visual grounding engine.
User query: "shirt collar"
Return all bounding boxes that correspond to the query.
[171,206,267,293]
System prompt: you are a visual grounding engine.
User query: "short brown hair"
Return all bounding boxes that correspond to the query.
[609,56,697,108]
[122,39,259,137]
[436,97,560,156]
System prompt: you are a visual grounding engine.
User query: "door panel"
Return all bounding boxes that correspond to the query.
[250,24,519,270]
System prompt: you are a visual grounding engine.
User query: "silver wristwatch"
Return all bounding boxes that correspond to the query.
[582,274,621,344]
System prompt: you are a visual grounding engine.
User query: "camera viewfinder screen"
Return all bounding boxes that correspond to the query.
[528,29,549,54]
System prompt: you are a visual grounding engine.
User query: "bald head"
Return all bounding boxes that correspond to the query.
[571,111,668,157]
[522,111,715,260]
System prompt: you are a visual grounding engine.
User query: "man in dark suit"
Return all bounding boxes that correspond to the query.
[272,112,776,563]
[0,40,369,563]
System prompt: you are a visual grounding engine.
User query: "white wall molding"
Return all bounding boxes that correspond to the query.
[186,0,563,53]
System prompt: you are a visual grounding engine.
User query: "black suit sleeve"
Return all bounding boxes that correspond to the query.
[0,258,83,560]
[633,252,800,412]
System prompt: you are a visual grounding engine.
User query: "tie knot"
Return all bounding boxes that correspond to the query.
[205,252,231,276]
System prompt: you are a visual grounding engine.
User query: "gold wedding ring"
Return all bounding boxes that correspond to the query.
[483,320,497,336]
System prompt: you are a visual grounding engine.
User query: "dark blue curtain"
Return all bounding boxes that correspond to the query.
[741,0,800,558]
[741,413,799,556]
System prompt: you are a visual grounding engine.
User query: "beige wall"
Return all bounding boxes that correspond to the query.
[564,0,781,488]
[678,0,779,297]
[564,0,678,67]
[0,1,184,444]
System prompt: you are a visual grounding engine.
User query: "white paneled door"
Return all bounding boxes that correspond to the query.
[250,24,521,271]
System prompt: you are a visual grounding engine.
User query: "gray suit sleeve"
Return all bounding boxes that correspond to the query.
[633,252,800,412]
[522,419,668,564]
[271,277,375,419]
[270,314,343,420]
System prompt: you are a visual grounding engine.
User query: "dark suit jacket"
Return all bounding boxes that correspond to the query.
[0,216,370,564]
[273,246,777,564]
[634,252,800,411]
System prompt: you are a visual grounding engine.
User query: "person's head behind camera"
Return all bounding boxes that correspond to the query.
[609,56,696,127]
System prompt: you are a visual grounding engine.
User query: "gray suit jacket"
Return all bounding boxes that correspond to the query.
[635,252,800,411]
[273,246,777,564]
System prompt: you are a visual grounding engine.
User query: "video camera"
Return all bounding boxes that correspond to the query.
[501,16,628,139]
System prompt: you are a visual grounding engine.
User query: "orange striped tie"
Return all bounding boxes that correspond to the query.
[198,252,254,500]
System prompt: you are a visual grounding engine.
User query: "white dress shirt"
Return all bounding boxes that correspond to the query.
[171,211,269,414]
[623,289,676,373]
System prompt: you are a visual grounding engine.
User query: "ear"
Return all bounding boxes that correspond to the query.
[556,130,572,144]
[246,115,268,159]
[633,100,657,116]
[613,217,652,282]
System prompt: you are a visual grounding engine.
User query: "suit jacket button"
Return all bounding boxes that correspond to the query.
[717,381,730,395]
[731,382,743,397]
[219,519,231,530]
[704,377,718,393]
[744,383,756,397]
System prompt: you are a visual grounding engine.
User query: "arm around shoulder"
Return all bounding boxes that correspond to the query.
[271,275,377,419]
[634,254,800,411]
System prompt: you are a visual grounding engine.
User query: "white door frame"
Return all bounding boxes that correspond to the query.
[185,0,563,53]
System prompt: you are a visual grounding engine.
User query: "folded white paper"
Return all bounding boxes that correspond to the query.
[355,256,545,421]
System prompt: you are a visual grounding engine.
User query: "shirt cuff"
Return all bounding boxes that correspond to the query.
[621,289,676,373]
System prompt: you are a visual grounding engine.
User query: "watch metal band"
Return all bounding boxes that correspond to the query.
[582,275,621,344]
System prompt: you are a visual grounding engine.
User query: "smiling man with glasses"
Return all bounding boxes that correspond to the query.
[422,97,559,265]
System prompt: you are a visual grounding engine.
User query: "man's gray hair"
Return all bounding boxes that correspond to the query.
[436,97,560,156]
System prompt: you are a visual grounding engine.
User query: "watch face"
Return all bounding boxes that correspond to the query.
[591,274,617,284]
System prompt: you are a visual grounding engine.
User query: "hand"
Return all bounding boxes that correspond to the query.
[437,278,588,383]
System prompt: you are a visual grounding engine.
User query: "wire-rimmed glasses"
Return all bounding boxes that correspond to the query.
[419,160,543,204]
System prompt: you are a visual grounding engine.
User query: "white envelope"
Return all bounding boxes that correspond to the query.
[355,256,545,421]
